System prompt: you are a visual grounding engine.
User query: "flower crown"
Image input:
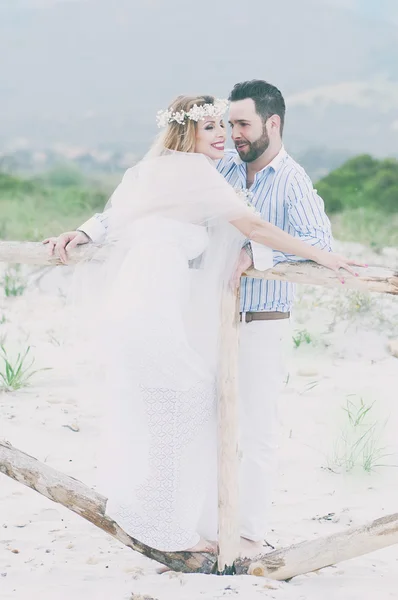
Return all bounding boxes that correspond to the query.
[156,98,229,128]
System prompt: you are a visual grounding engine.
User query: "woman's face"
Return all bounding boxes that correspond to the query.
[194,116,226,159]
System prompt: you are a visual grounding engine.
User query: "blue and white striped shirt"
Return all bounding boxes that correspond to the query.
[217,148,333,313]
[79,146,333,314]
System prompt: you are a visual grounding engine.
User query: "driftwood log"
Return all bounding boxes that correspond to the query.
[2,440,398,581]
[0,240,397,295]
[0,440,215,574]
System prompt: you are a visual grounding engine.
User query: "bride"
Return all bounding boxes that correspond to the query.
[45,94,361,554]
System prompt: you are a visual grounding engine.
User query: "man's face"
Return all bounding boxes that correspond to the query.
[228,98,270,163]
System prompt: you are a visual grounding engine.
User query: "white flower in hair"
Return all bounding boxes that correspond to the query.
[156,99,229,128]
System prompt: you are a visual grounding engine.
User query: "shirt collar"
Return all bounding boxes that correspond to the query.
[233,145,287,173]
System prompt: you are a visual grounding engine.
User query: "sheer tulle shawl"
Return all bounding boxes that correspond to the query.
[71,150,253,386]
[107,150,250,231]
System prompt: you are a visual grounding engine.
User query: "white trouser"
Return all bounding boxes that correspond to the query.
[238,317,290,541]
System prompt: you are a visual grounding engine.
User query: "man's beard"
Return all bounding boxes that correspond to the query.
[236,127,270,163]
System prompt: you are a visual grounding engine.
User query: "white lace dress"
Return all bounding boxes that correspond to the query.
[98,216,218,551]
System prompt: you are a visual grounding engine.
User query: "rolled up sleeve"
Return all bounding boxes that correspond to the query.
[272,173,333,264]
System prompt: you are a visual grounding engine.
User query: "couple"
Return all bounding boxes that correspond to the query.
[45,80,361,557]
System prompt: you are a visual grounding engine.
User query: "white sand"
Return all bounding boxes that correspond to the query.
[1,243,398,600]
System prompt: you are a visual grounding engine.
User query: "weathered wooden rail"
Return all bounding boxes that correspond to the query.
[0,240,397,295]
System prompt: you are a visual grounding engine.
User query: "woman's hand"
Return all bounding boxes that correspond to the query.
[313,250,368,283]
[42,231,90,264]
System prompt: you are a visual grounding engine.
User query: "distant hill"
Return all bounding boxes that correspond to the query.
[316,154,398,213]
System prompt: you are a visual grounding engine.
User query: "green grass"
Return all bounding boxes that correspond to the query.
[292,329,313,348]
[0,345,51,392]
[0,171,109,241]
[2,265,26,297]
[328,395,391,473]
[330,207,398,250]
[0,167,397,248]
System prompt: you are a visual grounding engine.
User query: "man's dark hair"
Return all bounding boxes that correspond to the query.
[229,80,286,135]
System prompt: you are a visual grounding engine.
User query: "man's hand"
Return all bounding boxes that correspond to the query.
[231,247,253,289]
[42,231,90,264]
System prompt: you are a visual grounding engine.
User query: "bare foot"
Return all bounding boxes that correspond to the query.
[156,537,217,574]
[187,536,218,553]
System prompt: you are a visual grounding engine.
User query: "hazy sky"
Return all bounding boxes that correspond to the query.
[1,0,397,149]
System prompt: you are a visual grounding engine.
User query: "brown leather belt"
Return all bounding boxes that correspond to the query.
[239,311,290,323]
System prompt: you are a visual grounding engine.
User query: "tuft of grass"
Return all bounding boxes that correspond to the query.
[292,329,313,348]
[328,395,392,473]
[47,330,61,347]
[332,289,374,321]
[0,345,51,392]
[299,380,320,396]
[2,265,26,297]
[346,291,374,315]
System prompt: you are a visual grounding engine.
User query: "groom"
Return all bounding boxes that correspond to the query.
[45,80,333,554]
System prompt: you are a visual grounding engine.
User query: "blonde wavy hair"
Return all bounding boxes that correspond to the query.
[158,95,216,153]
